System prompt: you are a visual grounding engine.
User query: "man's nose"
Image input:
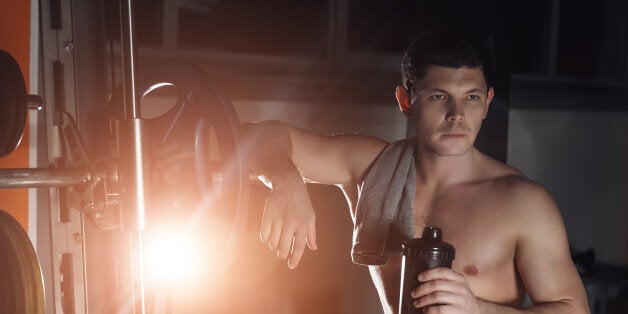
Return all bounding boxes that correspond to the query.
[445,102,464,122]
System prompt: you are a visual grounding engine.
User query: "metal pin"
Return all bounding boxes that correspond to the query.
[63,41,75,52]
[27,94,43,111]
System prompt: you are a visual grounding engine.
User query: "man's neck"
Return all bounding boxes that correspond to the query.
[414,145,479,192]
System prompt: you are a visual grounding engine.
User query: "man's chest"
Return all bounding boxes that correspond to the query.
[411,187,518,279]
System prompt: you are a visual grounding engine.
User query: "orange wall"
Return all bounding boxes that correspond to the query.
[0,0,31,231]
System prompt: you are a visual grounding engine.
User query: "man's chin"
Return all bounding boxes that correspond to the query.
[438,150,470,157]
[430,145,473,157]
[416,138,474,156]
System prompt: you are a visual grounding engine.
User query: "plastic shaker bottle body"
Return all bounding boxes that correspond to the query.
[398,227,455,314]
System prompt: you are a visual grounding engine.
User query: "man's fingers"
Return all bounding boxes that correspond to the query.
[288,229,307,269]
[260,199,278,244]
[413,291,459,309]
[260,214,271,243]
[411,268,478,312]
[276,224,294,259]
[259,190,317,268]
[412,277,463,299]
[421,304,448,313]
[418,267,463,282]
[306,219,317,250]
[267,219,282,250]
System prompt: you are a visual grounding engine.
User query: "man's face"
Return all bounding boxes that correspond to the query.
[407,66,493,156]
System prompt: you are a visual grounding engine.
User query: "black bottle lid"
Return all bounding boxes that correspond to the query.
[422,226,443,243]
[402,227,455,261]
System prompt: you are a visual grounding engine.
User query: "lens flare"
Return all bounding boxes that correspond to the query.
[144,232,199,285]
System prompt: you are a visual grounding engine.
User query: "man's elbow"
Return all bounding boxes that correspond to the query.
[535,297,590,314]
[562,297,590,314]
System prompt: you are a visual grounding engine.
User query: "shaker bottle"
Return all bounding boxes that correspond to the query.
[398,226,455,314]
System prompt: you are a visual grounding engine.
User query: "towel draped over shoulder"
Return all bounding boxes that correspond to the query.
[351,137,417,266]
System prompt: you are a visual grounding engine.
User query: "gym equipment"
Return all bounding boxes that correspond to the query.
[0,3,249,310]
[0,50,27,159]
[0,210,45,314]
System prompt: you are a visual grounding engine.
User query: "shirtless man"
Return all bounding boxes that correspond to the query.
[241,30,589,313]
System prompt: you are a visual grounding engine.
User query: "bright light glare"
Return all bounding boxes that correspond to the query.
[142,82,175,97]
[145,232,200,284]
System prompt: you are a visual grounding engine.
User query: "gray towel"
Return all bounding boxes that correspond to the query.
[351,137,417,266]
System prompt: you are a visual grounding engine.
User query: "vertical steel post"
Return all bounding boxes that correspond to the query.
[40,0,89,312]
[118,0,147,313]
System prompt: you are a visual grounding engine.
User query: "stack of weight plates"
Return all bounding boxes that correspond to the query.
[0,210,44,313]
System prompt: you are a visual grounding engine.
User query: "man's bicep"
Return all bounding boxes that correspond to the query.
[514,185,587,308]
[286,125,387,186]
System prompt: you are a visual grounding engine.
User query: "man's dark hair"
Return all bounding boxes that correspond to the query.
[401,29,494,95]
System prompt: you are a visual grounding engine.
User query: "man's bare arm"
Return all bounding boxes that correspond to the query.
[241,121,387,185]
[240,121,316,269]
[240,121,387,268]
[240,121,301,187]
[509,182,589,313]
[457,182,588,313]
[476,299,587,314]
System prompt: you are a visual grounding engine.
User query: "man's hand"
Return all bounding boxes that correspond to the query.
[411,267,481,313]
[260,176,317,269]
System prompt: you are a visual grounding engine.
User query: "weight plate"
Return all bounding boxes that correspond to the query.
[0,50,27,158]
[137,60,248,233]
[108,60,248,278]
[0,210,45,313]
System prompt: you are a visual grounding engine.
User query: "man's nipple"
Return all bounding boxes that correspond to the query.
[463,264,479,276]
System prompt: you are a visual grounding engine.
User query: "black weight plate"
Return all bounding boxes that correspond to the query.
[136,60,247,229]
[135,61,249,276]
[0,210,45,313]
[0,50,27,158]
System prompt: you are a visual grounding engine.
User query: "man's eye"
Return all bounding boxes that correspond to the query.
[429,94,446,101]
[466,95,481,101]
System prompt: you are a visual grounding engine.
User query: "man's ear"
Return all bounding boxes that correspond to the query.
[483,87,495,119]
[396,85,412,117]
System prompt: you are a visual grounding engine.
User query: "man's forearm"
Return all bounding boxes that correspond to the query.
[478,298,589,314]
[240,121,301,186]
[241,121,318,269]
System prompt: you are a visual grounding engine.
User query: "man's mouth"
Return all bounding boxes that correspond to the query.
[439,124,470,138]
[442,133,466,138]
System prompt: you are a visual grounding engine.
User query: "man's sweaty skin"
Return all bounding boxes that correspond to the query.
[241,66,588,313]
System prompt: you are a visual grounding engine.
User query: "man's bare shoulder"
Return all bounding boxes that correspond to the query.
[491,174,554,209]
[481,167,563,239]
[476,152,557,216]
